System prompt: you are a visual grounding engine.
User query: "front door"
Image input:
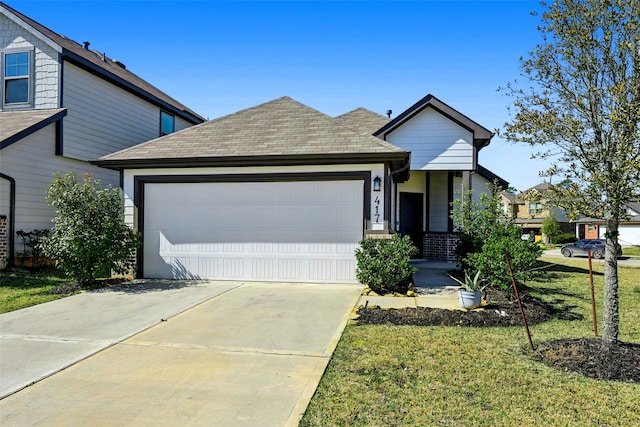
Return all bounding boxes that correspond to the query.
[400,192,424,258]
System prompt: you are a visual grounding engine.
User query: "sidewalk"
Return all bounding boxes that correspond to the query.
[357,260,461,310]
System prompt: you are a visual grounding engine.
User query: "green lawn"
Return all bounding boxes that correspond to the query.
[301,258,640,426]
[0,268,76,313]
[622,246,640,256]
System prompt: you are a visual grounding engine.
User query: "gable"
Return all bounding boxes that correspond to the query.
[384,107,475,171]
[0,12,61,110]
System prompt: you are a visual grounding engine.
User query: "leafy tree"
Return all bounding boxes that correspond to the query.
[501,0,640,344]
[41,171,140,284]
[452,184,542,290]
[541,215,561,243]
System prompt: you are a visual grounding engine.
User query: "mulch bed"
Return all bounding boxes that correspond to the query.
[532,338,640,383]
[357,288,555,327]
[356,288,640,383]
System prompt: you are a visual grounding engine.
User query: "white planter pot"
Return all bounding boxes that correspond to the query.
[458,289,482,309]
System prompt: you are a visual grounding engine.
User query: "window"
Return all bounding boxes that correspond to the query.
[3,50,32,106]
[160,111,175,136]
[529,202,543,215]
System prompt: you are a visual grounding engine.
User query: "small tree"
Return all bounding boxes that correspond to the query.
[41,171,140,284]
[452,184,542,290]
[541,216,561,243]
[501,0,640,344]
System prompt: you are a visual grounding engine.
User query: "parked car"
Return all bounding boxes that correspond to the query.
[561,239,621,259]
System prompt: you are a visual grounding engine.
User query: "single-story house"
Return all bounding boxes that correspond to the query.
[575,201,640,246]
[93,94,507,283]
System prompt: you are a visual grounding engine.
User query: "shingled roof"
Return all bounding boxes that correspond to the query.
[1,2,204,124]
[0,109,67,149]
[334,108,391,136]
[93,97,409,170]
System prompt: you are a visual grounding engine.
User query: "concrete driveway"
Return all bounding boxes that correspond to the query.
[0,280,361,426]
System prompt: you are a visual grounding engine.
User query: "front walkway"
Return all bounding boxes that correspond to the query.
[357,259,461,310]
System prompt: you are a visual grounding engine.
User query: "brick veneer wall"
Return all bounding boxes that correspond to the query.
[423,232,458,261]
[0,216,7,268]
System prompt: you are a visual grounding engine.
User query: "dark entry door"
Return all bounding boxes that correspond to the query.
[400,192,424,258]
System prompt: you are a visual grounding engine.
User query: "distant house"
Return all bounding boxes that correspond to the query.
[575,202,640,246]
[502,182,572,241]
[499,191,521,219]
[92,94,508,283]
[0,2,204,265]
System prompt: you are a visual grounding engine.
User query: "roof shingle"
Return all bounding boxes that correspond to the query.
[97,97,406,163]
[333,108,390,136]
[0,109,67,149]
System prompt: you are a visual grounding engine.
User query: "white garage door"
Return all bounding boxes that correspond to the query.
[143,180,364,283]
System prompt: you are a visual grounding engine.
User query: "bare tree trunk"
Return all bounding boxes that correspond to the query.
[602,216,620,346]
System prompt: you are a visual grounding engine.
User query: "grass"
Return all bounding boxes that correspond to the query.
[0,268,76,313]
[301,258,640,426]
[622,246,640,256]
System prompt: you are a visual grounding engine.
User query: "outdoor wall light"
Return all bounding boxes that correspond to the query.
[373,176,382,191]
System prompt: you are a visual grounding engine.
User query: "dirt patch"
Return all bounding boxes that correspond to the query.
[356,288,639,383]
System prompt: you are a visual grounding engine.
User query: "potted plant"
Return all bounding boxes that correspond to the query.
[449,270,487,310]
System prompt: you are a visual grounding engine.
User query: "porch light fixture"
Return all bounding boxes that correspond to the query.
[373,176,382,191]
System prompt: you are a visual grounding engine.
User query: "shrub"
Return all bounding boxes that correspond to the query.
[452,183,542,290]
[554,233,578,244]
[464,221,542,289]
[355,235,418,293]
[40,171,141,284]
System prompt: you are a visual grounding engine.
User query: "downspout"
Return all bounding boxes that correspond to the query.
[388,159,411,233]
[0,173,16,266]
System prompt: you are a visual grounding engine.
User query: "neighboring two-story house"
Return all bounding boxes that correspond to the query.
[501,182,572,241]
[0,2,204,265]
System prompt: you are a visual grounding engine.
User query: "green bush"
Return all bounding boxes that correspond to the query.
[554,233,578,244]
[464,222,542,289]
[40,171,141,284]
[452,183,542,290]
[355,235,418,293]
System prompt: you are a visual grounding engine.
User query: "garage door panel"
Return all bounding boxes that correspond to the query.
[143,180,363,283]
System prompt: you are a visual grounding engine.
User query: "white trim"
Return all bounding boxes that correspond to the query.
[0,6,62,53]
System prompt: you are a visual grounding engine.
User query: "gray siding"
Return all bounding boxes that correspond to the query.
[175,116,191,132]
[61,62,168,161]
[386,108,474,171]
[428,171,449,232]
[0,123,117,254]
[0,14,60,110]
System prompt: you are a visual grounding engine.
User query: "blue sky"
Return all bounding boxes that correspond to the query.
[10,0,552,191]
